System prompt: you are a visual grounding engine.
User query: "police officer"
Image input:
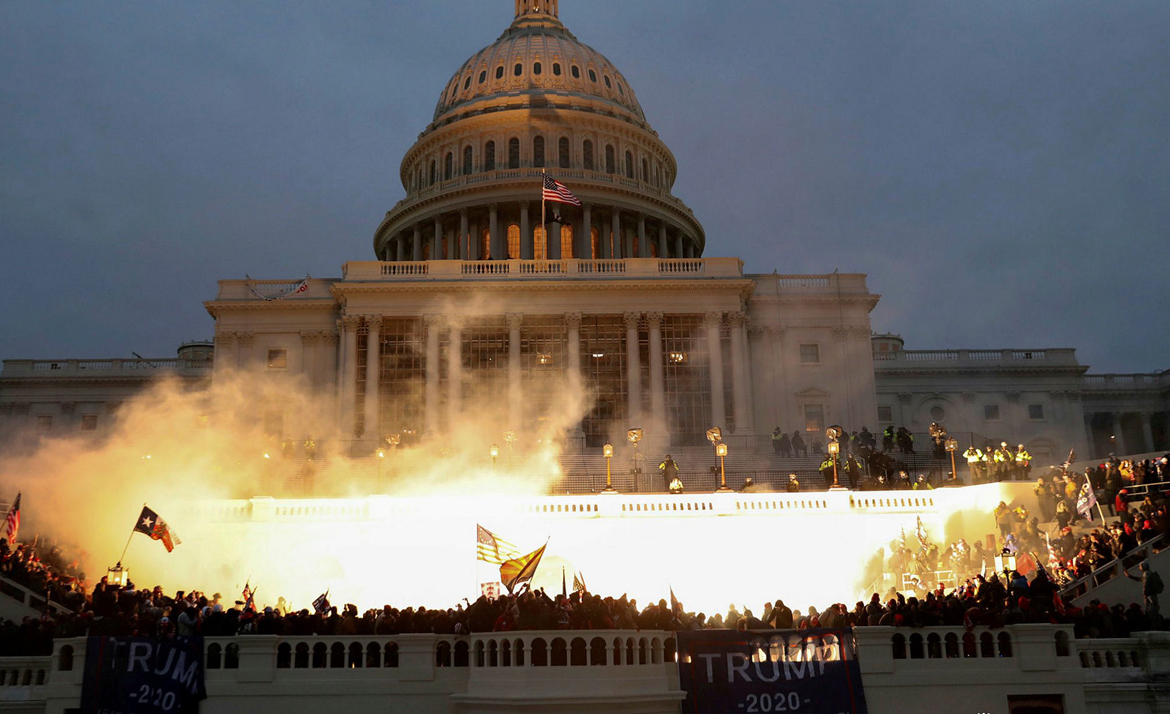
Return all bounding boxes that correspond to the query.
[963,444,985,483]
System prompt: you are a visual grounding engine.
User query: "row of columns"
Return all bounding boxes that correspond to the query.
[1085,411,1161,455]
[337,311,754,441]
[382,202,698,263]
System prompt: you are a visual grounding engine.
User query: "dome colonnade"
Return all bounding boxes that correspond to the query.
[373,0,705,264]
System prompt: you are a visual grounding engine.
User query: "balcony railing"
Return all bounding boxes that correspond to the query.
[1081,373,1167,390]
[873,348,1080,366]
[341,257,745,282]
[1,358,212,378]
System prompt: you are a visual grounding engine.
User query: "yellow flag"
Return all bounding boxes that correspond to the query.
[499,542,548,594]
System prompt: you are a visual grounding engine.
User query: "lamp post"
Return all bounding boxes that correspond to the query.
[377,449,386,482]
[715,442,730,492]
[945,437,959,481]
[627,428,643,477]
[827,440,842,489]
[504,430,517,454]
[490,443,499,469]
[602,442,616,493]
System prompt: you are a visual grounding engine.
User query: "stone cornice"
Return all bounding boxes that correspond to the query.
[330,278,755,296]
[204,300,337,317]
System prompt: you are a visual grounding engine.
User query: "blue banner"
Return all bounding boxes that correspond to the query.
[676,629,868,714]
[81,636,206,714]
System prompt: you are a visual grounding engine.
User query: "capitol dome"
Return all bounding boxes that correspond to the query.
[374,0,705,264]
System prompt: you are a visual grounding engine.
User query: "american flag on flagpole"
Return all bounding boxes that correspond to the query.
[542,175,581,206]
[4,493,20,543]
[477,524,521,565]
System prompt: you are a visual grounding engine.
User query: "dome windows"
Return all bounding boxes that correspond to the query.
[605,145,615,174]
[496,66,505,80]
[604,75,612,89]
[533,136,545,168]
[588,69,597,83]
[444,152,454,181]
[571,65,580,79]
[534,62,542,75]
[463,76,471,90]
[478,70,487,84]
[463,146,473,175]
[624,151,634,179]
[484,141,496,172]
[552,63,561,76]
[641,158,648,182]
[429,160,437,186]
[514,63,523,77]
[582,140,594,170]
[617,82,625,96]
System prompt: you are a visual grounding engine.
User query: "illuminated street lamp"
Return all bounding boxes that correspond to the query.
[627,428,643,475]
[503,430,518,453]
[602,442,616,493]
[715,442,730,492]
[944,437,959,481]
[490,443,499,469]
[826,425,847,491]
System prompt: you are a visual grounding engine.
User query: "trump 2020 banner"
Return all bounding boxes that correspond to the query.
[676,629,868,714]
[81,636,206,714]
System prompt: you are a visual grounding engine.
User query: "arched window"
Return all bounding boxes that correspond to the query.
[590,227,600,259]
[481,228,491,260]
[429,160,436,185]
[496,65,504,80]
[507,224,521,259]
[583,140,594,170]
[444,152,453,181]
[478,70,486,84]
[534,226,547,260]
[533,136,545,168]
[560,224,574,258]
[463,75,471,90]
[463,146,473,175]
[588,69,597,83]
[553,62,561,76]
[514,63,523,77]
[625,151,634,178]
[604,75,612,88]
[508,138,520,169]
[533,62,542,75]
[605,145,615,174]
[484,141,496,171]
[558,137,570,168]
[571,65,580,79]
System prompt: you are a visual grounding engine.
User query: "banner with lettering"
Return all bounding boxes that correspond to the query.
[676,629,868,714]
[81,636,206,714]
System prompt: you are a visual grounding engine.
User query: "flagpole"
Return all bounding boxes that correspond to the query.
[117,503,146,567]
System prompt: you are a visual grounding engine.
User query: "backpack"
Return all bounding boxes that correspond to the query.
[1148,572,1164,596]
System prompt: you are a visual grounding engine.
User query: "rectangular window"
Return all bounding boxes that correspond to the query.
[36,415,52,432]
[878,405,893,423]
[803,404,824,433]
[267,349,288,369]
[985,404,1001,421]
[81,414,98,431]
[799,344,820,364]
[1028,404,1045,420]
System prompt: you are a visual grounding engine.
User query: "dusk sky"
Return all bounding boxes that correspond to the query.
[2,1,1167,373]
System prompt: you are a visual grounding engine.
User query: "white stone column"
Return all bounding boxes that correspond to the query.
[433,217,443,259]
[636,215,646,258]
[340,317,361,438]
[363,316,382,440]
[412,225,422,261]
[581,205,592,259]
[611,208,621,259]
[548,219,561,260]
[322,331,339,406]
[424,315,441,436]
[674,234,684,260]
[507,313,523,429]
[646,312,666,434]
[458,210,468,260]
[237,332,255,370]
[728,312,752,433]
[769,326,787,430]
[706,311,726,429]
[658,224,669,259]
[447,322,463,428]
[1140,413,1156,453]
[213,331,237,377]
[520,203,532,260]
[395,236,406,262]
[624,312,643,425]
[300,331,319,392]
[489,204,500,260]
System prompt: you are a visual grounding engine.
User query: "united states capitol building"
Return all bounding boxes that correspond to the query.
[2,3,1170,713]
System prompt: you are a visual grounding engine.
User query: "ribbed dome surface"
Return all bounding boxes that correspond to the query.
[432,9,645,123]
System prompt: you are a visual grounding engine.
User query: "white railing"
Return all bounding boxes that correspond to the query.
[873,349,1080,366]
[339,258,743,282]
[2,359,212,377]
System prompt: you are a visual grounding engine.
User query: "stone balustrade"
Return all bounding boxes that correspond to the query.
[340,257,744,282]
[0,358,212,377]
[873,348,1081,366]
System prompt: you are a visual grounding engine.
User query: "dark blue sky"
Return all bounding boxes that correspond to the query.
[2,1,1167,372]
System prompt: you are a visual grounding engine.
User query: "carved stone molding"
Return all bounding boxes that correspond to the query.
[216,331,239,346]
[322,331,339,345]
[300,331,322,345]
[506,313,524,331]
[564,312,582,330]
[1006,391,1020,403]
[341,315,364,330]
[727,311,747,327]
[60,402,76,416]
[898,392,913,404]
[703,311,723,327]
[831,326,848,339]
[623,311,642,329]
[104,401,121,415]
[961,392,976,403]
[236,332,255,348]
[643,311,664,328]
[364,315,384,332]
